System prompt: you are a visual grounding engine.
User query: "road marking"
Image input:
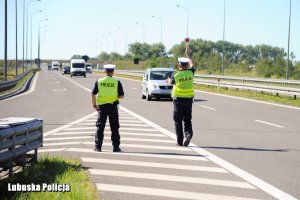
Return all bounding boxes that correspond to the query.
[84,119,142,123]
[43,141,81,146]
[49,81,60,84]
[83,142,192,151]
[120,106,298,200]
[65,127,156,131]
[97,184,259,200]
[66,148,207,161]
[80,122,149,127]
[200,105,216,111]
[254,120,284,128]
[39,148,66,153]
[112,137,174,143]
[51,88,66,92]
[53,131,166,137]
[90,169,255,189]
[44,136,92,141]
[82,157,228,173]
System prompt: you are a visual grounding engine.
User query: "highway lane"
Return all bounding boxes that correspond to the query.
[52,70,300,199]
[0,70,94,131]
[1,70,299,199]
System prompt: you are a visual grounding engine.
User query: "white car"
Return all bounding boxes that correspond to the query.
[141,68,175,100]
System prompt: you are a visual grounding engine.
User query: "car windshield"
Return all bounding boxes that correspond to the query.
[64,66,70,69]
[72,63,85,68]
[150,71,174,80]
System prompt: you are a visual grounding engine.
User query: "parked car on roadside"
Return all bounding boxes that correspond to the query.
[141,68,175,100]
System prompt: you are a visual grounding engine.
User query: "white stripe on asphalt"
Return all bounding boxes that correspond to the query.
[66,127,156,132]
[200,105,217,111]
[66,148,208,161]
[90,169,255,189]
[44,136,171,143]
[254,120,284,128]
[97,184,259,200]
[84,119,142,123]
[43,142,81,146]
[44,136,92,141]
[83,142,192,152]
[80,123,149,127]
[81,157,227,173]
[39,148,66,152]
[53,131,166,137]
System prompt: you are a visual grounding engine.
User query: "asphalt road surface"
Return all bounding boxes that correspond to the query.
[0,70,299,200]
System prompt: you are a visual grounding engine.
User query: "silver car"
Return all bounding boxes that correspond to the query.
[142,68,175,100]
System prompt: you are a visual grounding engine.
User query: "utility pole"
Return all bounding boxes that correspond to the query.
[4,0,8,81]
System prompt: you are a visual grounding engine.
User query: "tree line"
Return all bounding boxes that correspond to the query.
[72,39,300,80]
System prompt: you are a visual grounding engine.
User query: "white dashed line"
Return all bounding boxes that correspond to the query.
[254,120,284,128]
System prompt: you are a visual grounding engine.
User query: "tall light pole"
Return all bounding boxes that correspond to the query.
[176,4,189,38]
[4,0,8,81]
[108,32,116,53]
[151,15,163,67]
[26,0,41,70]
[118,28,127,55]
[286,0,292,80]
[221,0,226,75]
[30,10,42,66]
[38,18,48,69]
[135,22,145,43]
[15,0,18,77]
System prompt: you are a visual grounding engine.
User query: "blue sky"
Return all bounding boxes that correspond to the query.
[0,0,299,61]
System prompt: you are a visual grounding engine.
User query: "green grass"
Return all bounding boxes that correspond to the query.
[101,72,300,108]
[0,156,98,200]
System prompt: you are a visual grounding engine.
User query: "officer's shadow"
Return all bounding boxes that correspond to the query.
[193,99,207,103]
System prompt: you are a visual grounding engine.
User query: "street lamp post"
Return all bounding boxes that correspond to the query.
[151,15,163,67]
[108,32,116,53]
[30,10,42,66]
[38,19,48,69]
[4,0,8,81]
[26,0,41,70]
[15,0,18,77]
[286,0,292,80]
[176,4,189,38]
[221,0,226,75]
[135,22,145,43]
[118,28,127,55]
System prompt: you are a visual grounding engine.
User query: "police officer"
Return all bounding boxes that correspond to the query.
[167,47,194,147]
[92,64,124,152]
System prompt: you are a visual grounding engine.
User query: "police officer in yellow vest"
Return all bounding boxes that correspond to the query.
[167,47,194,147]
[92,64,124,152]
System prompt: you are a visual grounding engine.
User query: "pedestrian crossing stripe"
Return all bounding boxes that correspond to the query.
[53,131,167,137]
[81,157,228,173]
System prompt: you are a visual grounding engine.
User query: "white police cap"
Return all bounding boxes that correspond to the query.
[178,57,189,63]
[103,64,116,70]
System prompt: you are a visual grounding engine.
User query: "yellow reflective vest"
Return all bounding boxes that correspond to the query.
[96,76,118,105]
[172,70,194,98]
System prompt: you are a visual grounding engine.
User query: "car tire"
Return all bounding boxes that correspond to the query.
[146,90,152,101]
[142,94,146,99]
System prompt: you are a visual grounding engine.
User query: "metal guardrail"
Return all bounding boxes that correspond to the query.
[0,117,43,177]
[0,70,32,93]
[114,70,300,99]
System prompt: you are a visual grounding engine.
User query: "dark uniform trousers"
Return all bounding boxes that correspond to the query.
[95,104,120,149]
[173,98,193,145]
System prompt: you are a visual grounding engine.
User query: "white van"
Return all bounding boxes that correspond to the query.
[70,59,86,77]
[51,61,59,70]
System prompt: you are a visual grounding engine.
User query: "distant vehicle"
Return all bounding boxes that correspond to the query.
[51,61,59,70]
[141,68,175,100]
[62,65,71,75]
[85,63,92,73]
[70,59,86,77]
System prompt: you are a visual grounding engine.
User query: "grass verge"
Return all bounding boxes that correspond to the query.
[105,72,300,108]
[0,156,98,200]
